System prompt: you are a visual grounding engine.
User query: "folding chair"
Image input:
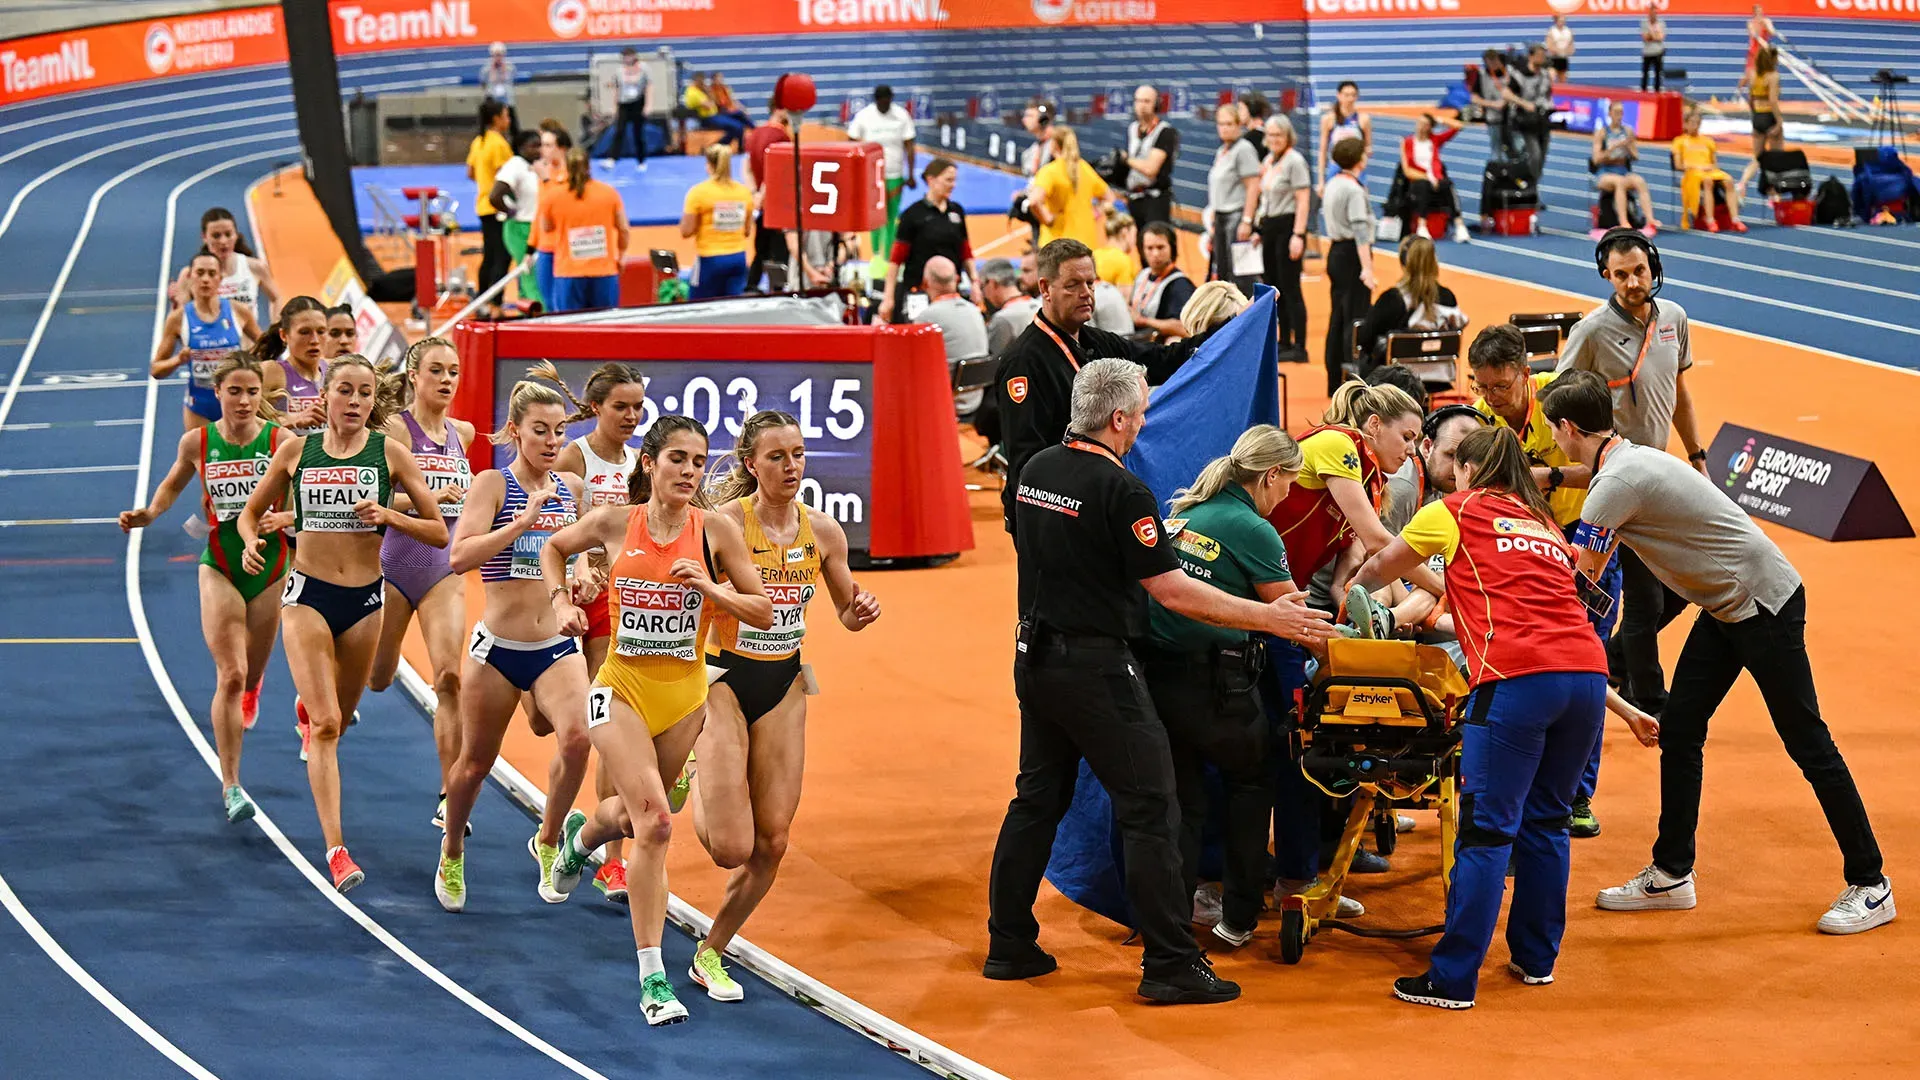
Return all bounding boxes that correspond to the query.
[1384,329,1467,407]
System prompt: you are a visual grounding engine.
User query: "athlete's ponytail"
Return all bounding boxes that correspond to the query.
[707,409,801,504]
[1323,378,1421,430]
[1170,424,1301,514]
[526,359,645,426]
[1454,426,1557,531]
[488,379,568,449]
[565,147,591,198]
[629,414,709,506]
[211,350,279,423]
[252,294,326,362]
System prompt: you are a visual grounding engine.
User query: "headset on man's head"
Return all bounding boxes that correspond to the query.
[1593,227,1663,299]
[1422,403,1490,443]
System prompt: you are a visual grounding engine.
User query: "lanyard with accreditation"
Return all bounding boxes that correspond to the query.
[1034,316,1084,373]
[1568,435,1622,622]
[1610,303,1661,406]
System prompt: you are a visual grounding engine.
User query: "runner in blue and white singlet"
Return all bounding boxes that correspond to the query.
[152,251,260,430]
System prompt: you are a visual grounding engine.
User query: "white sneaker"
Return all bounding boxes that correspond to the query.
[1334,894,1365,919]
[1452,219,1472,243]
[1507,961,1553,985]
[1597,864,1697,911]
[1191,881,1223,927]
[1816,878,1894,935]
[1211,920,1254,948]
[1396,814,1416,834]
[1416,220,1432,239]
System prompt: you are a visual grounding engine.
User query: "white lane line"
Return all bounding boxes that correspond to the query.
[12,382,147,394]
[0,517,118,527]
[0,131,293,435]
[0,112,290,252]
[0,76,291,138]
[0,464,136,477]
[124,156,616,1080]
[0,94,293,171]
[0,870,222,1080]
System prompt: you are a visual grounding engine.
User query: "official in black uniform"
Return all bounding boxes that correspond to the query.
[984,358,1333,1005]
[996,238,1202,538]
[877,158,975,323]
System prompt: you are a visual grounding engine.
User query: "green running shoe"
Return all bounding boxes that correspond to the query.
[546,810,589,901]
[640,971,689,1025]
[689,940,743,1002]
[1569,796,1601,838]
[223,785,256,824]
[667,752,696,814]
[435,851,466,913]
[530,830,564,904]
[1347,583,1393,640]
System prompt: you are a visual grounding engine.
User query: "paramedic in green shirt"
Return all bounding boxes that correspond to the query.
[1142,425,1311,948]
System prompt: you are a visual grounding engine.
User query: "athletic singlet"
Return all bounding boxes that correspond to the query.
[219,255,258,311]
[202,420,283,523]
[606,506,710,666]
[574,434,638,510]
[480,465,578,583]
[1328,108,1364,155]
[277,357,325,436]
[182,298,242,416]
[401,411,471,520]
[710,497,818,661]
[293,430,391,535]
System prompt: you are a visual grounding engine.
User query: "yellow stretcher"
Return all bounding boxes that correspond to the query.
[1276,638,1471,964]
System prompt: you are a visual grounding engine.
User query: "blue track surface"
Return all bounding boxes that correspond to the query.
[356,156,1026,232]
[0,62,939,1080]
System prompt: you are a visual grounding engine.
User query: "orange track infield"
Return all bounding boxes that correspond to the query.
[257,171,1919,1077]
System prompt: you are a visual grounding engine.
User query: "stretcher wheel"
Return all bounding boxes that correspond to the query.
[1374,811,1399,857]
[1279,909,1307,965]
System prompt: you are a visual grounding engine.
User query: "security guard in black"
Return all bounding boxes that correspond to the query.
[1012,438,1177,635]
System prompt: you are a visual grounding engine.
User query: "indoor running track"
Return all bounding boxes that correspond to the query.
[0,75,929,1080]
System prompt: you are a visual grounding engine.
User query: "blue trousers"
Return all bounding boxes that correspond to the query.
[553,274,619,312]
[534,251,555,311]
[1566,523,1623,802]
[692,252,748,300]
[1428,670,1606,999]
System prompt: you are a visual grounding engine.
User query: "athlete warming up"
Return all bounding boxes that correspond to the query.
[540,416,773,1026]
[365,338,476,832]
[685,410,881,1002]
[121,353,295,822]
[537,360,648,904]
[257,296,330,438]
[239,355,448,892]
[435,380,593,911]
[174,207,278,320]
[151,251,260,431]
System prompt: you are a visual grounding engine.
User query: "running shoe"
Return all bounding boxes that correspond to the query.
[1191,881,1222,927]
[1569,796,1600,838]
[1728,219,1748,234]
[594,861,630,905]
[667,753,696,814]
[1596,864,1696,911]
[327,846,364,894]
[1393,973,1473,1010]
[1507,961,1554,985]
[433,795,472,837]
[1396,814,1416,834]
[530,830,566,904]
[241,682,262,731]
[1211,920,1254,948]
[640,972,689,1026]
[690,940,744,1002]
[223,785,256,824]
[435,851,466,913]
[1452,218,1472,244]
[295,696,312,762]
[547,809,590,900]
[1346,583,1392,640]
[1816,878,1895,935]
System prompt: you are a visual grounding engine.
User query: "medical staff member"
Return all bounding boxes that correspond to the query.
[681,143,752,300]
[1352,426,1649,1010]
[1542,371,1893,936]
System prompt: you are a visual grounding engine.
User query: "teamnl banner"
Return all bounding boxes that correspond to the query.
[0,6,285,106]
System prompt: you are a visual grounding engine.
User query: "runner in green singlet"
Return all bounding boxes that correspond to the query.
[121,352,296,824]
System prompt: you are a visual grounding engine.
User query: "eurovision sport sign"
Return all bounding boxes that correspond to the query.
[1710,424,1913,542]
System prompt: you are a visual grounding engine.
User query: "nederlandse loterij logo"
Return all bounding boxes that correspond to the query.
[548,0,587,38]
[1032,0,1075,23]
[144,23,176,74]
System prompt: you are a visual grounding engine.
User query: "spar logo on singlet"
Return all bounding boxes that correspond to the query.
[613,577,703,659]
[412,451,470,516]
[1491,516,1572,567]
[736,581,816,656]
[588,473,629,506]
[511,507,576,578]
[301,465,380,531]
[204,456,268,520]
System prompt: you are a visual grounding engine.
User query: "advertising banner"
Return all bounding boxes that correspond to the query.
[1709,424,1913,542]
[1,6,284,106]
[1305,0,1920,20]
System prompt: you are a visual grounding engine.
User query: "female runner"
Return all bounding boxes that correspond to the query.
[323,304,358,360]
[366,338,475,831]
[435,379,594,911]
[539,416,772,1025]
[685,411,880,1000]
[239,354,447,892]
[151,251,261,431]
[537,360,648,903]
[121,353,295,822]
[257,296,331,437]
[1351,426,1656,1009]
[174,207,279,319]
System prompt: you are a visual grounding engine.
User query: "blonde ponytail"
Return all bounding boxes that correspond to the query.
[1323,378,1420,430]
[487,379,568,448]
[1169,425,1303,514]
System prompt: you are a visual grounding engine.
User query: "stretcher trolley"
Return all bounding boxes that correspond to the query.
[1277,638,1470,963]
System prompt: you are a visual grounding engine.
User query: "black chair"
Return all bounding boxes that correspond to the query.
[1383,329,1466,404]
[1509,311,1581,339]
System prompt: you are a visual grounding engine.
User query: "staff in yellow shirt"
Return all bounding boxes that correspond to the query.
[680,143,753,300]
[466,100,515,300]
[1030,126,1114,249]
[1671,105,1745,232]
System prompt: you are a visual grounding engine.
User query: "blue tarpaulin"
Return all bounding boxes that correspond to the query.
[1041,287,1283,928]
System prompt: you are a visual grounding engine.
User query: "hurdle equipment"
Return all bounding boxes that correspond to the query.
[1276,638,1468,964]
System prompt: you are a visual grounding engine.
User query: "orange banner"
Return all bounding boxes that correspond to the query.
[326,0,1282,53]
[0,6,285,106]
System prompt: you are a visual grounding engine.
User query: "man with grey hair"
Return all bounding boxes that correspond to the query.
[988,357,1332,1004]
[980,258,1040,359]
[996,238,1200,540]
[914,255,990,417]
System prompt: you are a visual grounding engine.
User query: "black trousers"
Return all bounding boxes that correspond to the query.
[1641,55,1665,93]
[1258,213,1307,351]
[1324,239,1369,395]
[1606,545,1688,712]
[478,214,510,299]
[615,100,650,162]
[1652,587,1884,887]
[748,210,788,292]
[1402,179,1456,238]
[1141,648,1271,933]
[1129,190,1173,236]
[987,636,1199,979]
[1210,211,1256,294]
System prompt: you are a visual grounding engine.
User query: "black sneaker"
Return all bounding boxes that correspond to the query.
[1139,957,1241,1004]
[982,946,1057,981]
[1392,974,1473,1010]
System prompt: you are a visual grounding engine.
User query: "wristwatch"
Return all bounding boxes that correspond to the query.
[1688,449,1709,464]
[1547,467,1564,491]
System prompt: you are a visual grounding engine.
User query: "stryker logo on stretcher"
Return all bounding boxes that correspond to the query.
[334,1,478,45]
[0,42,93,94]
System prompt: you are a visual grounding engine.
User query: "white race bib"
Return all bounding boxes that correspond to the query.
[189,349,225,389]
[568,225,609,262]
[711,201,747,234]
[511,506,576,579]
[298,464,381,532]
[413,451,472,518]
[612,576,704,660]
[203,455,270,523]
[731,580,814,657]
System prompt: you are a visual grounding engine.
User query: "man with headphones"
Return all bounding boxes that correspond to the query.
[1556,229,1707,720]
[1124,85,1180,239]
